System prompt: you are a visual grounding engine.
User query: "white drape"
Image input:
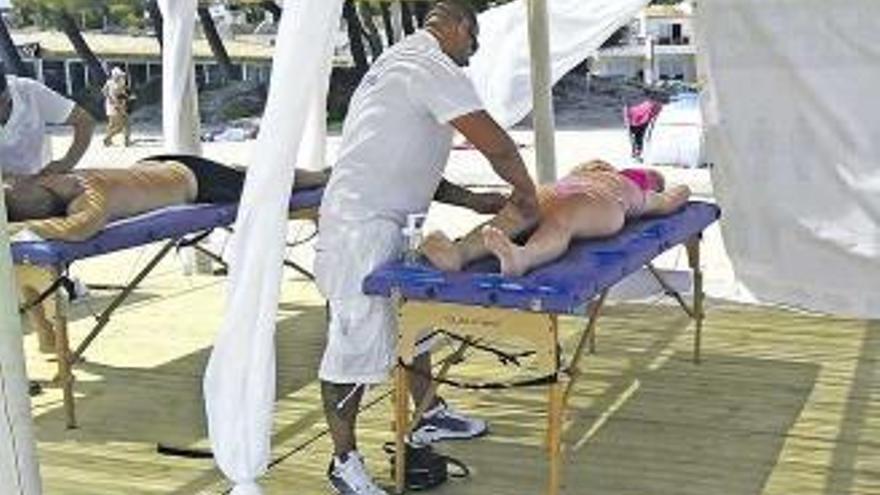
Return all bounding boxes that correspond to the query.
[644,94,704,168]
[202,0,342,493]
[467,0,649,128]
[158,0,202,155]
[699,0,880,318]
[0,182,41,494]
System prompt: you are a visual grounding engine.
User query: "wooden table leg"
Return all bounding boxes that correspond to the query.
[547,379,564,495]
[16,265,77,428]
[686,236,704,364]
[394,363,409,494]
[53,287,76,429]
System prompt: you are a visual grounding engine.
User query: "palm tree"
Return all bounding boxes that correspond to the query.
[145,0,163,49]
[378,2,395,46]
[56,9,107,88]
[0,15,31,76]
[197,5,233,83]
[358,1,383,61]
[343,0,369,74]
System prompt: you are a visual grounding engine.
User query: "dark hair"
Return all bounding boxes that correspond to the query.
[5,184,70,222]
[428,0,477,27]
[0,62,7,94]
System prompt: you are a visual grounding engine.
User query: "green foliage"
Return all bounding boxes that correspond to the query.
[11,0,144,30]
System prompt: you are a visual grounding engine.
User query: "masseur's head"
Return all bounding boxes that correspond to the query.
[425,0,479,67]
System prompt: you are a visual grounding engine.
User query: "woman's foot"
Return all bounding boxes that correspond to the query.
[420,231,463,271]
[482,225,527,276]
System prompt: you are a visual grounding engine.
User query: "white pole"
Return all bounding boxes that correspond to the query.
[0,172,43,495]
[526,0,557,184]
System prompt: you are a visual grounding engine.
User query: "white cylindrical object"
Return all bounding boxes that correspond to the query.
[526,0,557,184]
[403,213,427,264]
[0,172,43,495]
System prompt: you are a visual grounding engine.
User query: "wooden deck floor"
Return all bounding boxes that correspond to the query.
[23,245,880,494]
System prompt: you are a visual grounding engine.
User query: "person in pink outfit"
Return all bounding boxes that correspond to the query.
[421,160,691,276]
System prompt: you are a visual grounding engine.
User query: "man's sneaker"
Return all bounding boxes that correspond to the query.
[410,399,488,445]
[327,451,388,495]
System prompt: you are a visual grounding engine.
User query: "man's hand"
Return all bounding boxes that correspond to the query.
[41,159,74,176]
[509,186,540,223]
[468,191,508,215]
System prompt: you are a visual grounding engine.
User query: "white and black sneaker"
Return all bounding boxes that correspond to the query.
[327,451,388,495]
[410,399,489,445]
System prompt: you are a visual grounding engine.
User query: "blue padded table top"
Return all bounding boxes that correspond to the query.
[11,185,324,267]
[363,201,721,315]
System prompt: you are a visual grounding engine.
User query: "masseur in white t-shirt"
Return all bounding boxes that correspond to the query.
[0,64,95,182]
[316,2,539,493]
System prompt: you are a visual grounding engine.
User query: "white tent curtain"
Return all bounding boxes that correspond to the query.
[202,0,342,493]
[158,0,202,155]
[698,0,880,318]
[644,94,704,168]
[467,0,649,128]
[0,189,41,494]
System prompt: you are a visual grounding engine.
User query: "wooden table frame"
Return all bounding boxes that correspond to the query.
[15,208,318,429]
[391,235,705,495]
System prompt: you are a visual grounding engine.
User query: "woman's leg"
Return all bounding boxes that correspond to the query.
[642,184,691,216]
[421,188,553,271]
[483,197,625,276]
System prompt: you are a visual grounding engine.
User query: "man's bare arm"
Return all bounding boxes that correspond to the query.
[43,105,95,175]
[434,178,507,214]
[450,110,538,219]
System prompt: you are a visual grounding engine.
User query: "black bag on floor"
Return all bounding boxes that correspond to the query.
[384,441,470,491]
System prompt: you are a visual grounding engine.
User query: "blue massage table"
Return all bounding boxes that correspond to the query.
[12,185,324,428]
[363,201,721,495]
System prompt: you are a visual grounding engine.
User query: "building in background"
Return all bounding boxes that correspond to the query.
[9,30,277,96]
[592,1,697,84]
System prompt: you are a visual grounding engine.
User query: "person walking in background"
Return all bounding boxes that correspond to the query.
[102,66,132,147]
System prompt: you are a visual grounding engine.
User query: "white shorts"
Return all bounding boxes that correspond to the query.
[315,217,402,384]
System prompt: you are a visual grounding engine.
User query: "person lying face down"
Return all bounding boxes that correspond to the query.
[4,154,331,242]
[421,160,692,276]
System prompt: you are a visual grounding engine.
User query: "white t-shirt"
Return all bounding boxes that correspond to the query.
[0,76,75,176]
[318,30,483,229]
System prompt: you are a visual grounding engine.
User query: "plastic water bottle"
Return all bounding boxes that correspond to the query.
[402,213,427,265]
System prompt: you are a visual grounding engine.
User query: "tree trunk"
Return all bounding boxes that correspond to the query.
[343,0,369,74]
[414,2,430,28]
[379,3,395,46]
[0,16,31,77]
[400,2,415,35]
[197,7,233,83]
[259,1,282,23]
[57,11,107,89]
[145,1,163,49]
[358,2,383,61]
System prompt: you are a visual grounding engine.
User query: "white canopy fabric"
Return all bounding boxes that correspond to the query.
[158,0,202,155]
[467,0,649,128]
[0,192,41,494]
[644,93,704,168]
[698,0,880,318]
[202,0,342,493]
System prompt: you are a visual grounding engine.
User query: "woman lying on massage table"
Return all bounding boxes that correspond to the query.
[421,160,691,276]
[3,155,330,242]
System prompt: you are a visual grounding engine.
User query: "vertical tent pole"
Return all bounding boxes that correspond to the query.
[0,172,42,495]
[526,0,557,184]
